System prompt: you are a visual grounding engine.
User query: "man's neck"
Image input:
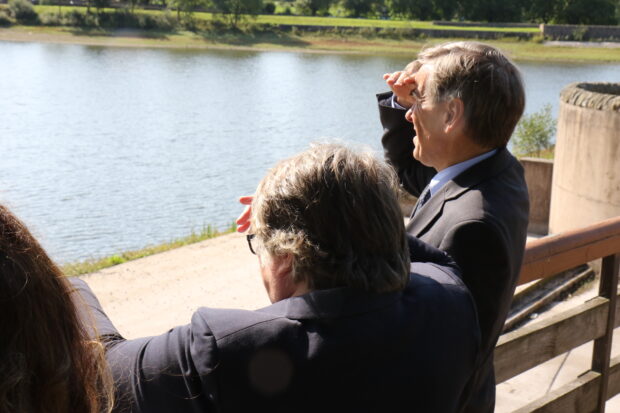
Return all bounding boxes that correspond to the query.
[435,138,494,172]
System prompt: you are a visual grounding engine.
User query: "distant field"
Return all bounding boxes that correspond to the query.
[29,6,540,33]
[2,25,619,63]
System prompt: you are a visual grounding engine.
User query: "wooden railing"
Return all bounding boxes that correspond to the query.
[495,216,620,412]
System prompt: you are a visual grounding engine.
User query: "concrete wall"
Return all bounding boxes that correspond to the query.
[542,24,620,41]
[521,158,553,235]
[433,21,538,28]
[549,83,620,234]
[277,25,534,40]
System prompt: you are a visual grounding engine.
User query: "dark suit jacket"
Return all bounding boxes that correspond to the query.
[378,92,530,411]
[71,239,480,413]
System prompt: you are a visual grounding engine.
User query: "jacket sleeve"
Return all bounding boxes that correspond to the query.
[69,278,218,413]
[407,234,457,271]
[377,91,435,197]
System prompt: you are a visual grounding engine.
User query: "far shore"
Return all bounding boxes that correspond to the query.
[2,26,620,62]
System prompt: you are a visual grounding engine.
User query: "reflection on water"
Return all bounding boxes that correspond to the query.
[1,41,618,262]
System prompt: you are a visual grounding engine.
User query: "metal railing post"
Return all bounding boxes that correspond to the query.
[591,253,620,412]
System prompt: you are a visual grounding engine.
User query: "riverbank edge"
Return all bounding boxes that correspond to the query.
[2,26,620,62]
[62,223,237,276]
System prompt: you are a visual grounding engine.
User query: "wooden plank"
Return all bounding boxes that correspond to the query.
[523,216,620,264]
[511,358,619,413]
[518,216,620,286]
[519,234,620,285]
[495,297,608,384]
[591,254,620,412]
[512,371,600,413]
[616,293,620,328]
[607,355,620,400]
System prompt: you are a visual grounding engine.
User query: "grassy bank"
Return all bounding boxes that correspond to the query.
[2,25,620,62]
[29,6,540,33]
[62,222,237,276]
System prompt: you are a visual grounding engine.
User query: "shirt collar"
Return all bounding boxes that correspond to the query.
[428,149,498,196]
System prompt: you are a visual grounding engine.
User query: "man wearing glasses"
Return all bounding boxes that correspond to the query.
[73,144,480,412]
[378,41,530,412]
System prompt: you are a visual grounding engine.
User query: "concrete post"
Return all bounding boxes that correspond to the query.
[549,83,620,234]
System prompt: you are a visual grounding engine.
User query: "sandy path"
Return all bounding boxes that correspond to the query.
[78,232,270,339]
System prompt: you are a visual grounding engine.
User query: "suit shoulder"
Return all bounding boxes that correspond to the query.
[192,307,288,341]
[409,262,467,290]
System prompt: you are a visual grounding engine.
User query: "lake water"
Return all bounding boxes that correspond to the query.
[1,41,618,263]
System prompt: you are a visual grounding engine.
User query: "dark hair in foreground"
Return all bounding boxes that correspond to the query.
[253,144,410,293]
[0,205,112,413]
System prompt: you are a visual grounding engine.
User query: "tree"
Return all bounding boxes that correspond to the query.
[388,0,434,20]
[456,0,523,22]
[8,0,39,23]
[211,0,263,27]
[555,0,618,25]
[298,0,332,16]
[170,0,206,21]
[522,0,560,23]
[512,104,556,158]
[93,0,110,14]
[342,0,382,18]
[432,0,456,20]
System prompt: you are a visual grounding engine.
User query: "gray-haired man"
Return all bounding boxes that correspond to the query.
[379,41,530,412]
[74,144,480,412]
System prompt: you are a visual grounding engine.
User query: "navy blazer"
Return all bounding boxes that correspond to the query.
[72,239,480,413]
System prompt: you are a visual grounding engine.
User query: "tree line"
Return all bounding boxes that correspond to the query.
[5,0,618,26]
[160,0,620,25]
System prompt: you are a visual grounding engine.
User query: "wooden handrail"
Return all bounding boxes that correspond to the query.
[498,216,620,413]
[518,215,620,285]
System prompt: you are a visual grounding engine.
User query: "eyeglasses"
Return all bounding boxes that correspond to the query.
[246,234,256,255]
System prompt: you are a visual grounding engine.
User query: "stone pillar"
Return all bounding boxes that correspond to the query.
[549,83,620,234]
[521,157,553,235]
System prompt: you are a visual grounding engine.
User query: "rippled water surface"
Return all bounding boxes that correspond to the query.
[1,41,618,262]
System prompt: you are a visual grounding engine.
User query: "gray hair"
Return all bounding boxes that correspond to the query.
[417,41,525,148]
[252,144,410,293]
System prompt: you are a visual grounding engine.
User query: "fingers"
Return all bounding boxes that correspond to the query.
[236,205,251,233]
[383,71,402,86]
[236,195,254,233]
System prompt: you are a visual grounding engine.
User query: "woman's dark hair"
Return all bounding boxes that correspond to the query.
[0,205,112,413]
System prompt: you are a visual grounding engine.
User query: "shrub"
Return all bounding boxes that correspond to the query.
[0,10,13,26]
[513,104,556,158]
[263,2,276,13]
[8,0,39,24]
[40,11,62,26]
[64,9,99,27]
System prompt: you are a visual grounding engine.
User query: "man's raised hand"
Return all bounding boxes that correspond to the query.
[236,196,253,233]
[383,64,418,109]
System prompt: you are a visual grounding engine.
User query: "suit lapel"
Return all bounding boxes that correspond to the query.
[406,188,446,237]
[406,148,516,238]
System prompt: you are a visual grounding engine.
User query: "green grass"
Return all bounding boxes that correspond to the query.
[2,24,619,63]
[62,222,237,276]
[31,5,540,33]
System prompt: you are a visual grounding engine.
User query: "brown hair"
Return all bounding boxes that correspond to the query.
[252,144,410,293]
[418,41,525,148]
[0,205,113,413]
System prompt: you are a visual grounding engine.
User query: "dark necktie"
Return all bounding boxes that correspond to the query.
[411,186,432,218]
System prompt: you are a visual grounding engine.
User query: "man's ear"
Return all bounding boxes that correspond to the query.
[444,98,465,133]
[272,254,293,280]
